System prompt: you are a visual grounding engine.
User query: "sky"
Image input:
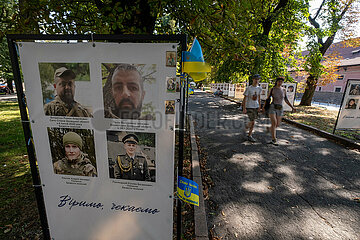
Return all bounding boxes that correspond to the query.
[299,0,360,49]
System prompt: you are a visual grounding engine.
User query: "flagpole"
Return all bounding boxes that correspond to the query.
[177,36,187,240]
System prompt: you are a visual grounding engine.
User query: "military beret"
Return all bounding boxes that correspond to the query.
[54,67,76,81]
[63,132,83,150]
[122,134,139,144]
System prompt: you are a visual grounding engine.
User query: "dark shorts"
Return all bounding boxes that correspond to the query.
[246,108,258,121]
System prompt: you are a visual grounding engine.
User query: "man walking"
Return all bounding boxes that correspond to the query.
[242,74,262,142]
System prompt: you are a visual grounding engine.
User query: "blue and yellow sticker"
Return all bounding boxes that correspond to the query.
[177,176,199,206]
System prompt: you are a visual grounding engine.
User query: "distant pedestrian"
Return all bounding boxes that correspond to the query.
[242,74,262,142]
[263,77,296,145]
[214,88,223,96]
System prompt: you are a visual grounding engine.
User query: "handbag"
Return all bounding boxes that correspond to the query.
[264,88,273,111]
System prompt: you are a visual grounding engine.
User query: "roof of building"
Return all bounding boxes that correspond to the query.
[300,38,360,67]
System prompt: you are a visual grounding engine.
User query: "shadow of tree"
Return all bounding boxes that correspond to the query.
[190,92,360,240]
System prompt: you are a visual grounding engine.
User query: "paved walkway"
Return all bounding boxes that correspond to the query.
[0,93,17,102]
[189,91,360,240]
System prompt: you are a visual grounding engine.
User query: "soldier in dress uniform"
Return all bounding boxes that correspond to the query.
[53,132,97,177]
[113,134,151,181]
[44,67,92,117]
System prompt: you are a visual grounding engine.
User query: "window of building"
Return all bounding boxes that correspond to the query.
[334,87,342,92]
[337,75,344,80]
[318,87,322,91]
[352,49,360,55]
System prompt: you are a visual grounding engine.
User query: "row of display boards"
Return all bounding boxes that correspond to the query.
[210,80,360,130]
[211,82,297,111]
[8,35,186,240]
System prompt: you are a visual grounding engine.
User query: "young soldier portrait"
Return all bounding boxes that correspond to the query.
[113,134,151,181]
[107,131,155,182]
[51,130,97,177]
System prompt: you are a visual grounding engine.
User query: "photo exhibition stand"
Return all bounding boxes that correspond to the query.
[7,34,188,240]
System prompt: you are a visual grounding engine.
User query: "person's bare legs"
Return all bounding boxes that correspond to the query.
[276,115,282,128]
[269,113,277,141]
[247,120,255,136]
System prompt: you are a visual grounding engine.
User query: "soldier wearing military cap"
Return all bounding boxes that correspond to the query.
[113,133,151,181]
[44,67,92,117]
[53,131,97,177]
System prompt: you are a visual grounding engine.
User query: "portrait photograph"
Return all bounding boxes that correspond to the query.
[349,84,360,95]
[106,131,156,182]
[287,85,295,93]
[166,51,176,67]
[39,62,93,117]
[345,98,358,109]
[47,127,97,177]
[102,63,157,120]
[165,100,175,114]
[166,77,176,93]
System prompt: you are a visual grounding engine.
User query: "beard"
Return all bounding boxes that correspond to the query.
[114,99,142,119]
[59,89,74,105]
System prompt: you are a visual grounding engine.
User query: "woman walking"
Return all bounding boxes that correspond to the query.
[264,77,296,145]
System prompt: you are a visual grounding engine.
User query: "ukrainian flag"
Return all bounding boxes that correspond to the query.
[177,176,199,206]
[182,38,211,81]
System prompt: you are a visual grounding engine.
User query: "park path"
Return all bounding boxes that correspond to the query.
[189,91,360,240]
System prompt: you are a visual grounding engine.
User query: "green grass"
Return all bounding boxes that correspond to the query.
[0,101,42,239]
[284,105,359,142]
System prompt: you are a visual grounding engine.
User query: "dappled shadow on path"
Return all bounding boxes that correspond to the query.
[189,92,360,240]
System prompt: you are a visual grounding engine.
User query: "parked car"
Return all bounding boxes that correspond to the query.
[0,83,11,95]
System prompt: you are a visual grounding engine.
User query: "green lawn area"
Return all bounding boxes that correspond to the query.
[0,101,42,239]
[284,104,359,142]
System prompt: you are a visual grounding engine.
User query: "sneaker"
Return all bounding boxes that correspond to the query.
[268,139,278,145]
[247,135,256,142]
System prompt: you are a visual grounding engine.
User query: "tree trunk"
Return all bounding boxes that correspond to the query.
[299,75,317,106]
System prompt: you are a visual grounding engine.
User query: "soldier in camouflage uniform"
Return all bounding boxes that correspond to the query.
[44,67,92,117]
[114,134,151,181]
[53,132,97,177]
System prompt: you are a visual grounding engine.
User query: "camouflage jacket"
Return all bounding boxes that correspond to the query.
[114,153,151,181]
[104,107,153,120]
[44,96,92,117]
[53,154,97,177]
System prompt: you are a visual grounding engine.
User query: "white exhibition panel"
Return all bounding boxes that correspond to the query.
[223,83,229,96]
[18,42,176,240]
[259,83,268,101]
[282,83,297,112]
[228,84,235,97]
[336,80,360,129]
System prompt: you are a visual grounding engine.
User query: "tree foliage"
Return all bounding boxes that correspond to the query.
[1,0,359,105]
[299,0,360,105]
[164,0,307,83]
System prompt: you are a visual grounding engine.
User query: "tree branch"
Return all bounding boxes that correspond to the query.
[262,0,289,37]
[313,0,325,20]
